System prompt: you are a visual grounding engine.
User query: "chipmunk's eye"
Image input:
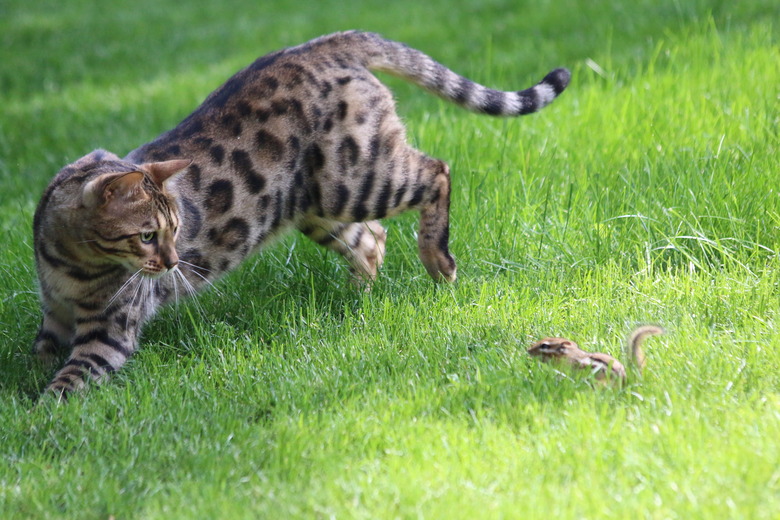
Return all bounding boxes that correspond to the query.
[140,231,157,244]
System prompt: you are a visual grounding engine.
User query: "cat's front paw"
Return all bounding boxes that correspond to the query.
[32,330,67,367]
[41,381,73,403]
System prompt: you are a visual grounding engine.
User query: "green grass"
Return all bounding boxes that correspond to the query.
[1,0,779,518]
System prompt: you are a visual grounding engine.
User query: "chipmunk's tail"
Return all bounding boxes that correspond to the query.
[626,325,664,373]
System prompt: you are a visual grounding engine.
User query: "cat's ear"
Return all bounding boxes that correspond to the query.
[143,159,192,187]
[82,171,147,209]
[71,149,121,171]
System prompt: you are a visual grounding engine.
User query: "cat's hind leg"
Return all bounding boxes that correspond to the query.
[406,155,457,283]
[298,217,387,284]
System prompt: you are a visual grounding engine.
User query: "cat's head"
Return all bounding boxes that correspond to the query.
[42,150,191,278]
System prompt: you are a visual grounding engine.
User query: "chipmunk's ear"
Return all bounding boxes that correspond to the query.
[556,340,576,352]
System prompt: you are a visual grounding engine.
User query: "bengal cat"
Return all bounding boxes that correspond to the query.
[33,31,570,397]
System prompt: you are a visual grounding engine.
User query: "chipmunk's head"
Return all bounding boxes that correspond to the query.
[527,338,580,360]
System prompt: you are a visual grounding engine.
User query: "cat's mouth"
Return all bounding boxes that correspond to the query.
[140,254,179,279]
[141,266,175,279]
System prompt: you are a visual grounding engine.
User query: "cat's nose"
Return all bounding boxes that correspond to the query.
[163,249,179,270]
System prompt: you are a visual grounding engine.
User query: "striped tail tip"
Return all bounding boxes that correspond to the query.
[516,67,571,115]
[543,68,571,96]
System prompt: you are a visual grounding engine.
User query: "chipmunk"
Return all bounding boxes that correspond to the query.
[527,325,664,385]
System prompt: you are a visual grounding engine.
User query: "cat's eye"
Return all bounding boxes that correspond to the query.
[140,231,157,244]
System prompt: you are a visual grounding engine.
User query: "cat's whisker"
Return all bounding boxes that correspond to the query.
[178,259,213,275]
[168,268,190,331]
[171,268,181,305]
[123,273,147,330]
[175,268,198,297]
[106,269,144,309]
[146,278,154,306]
[179,261,220,294]
[172,267,210,318]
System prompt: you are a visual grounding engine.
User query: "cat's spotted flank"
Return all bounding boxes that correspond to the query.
[33,31,570,397]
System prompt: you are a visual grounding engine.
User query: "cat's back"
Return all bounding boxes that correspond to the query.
[129,32,395,166]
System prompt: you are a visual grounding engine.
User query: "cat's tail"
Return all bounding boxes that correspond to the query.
[336,31,570,116]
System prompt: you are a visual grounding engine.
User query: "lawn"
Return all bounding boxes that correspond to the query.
[1,0,779,518]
